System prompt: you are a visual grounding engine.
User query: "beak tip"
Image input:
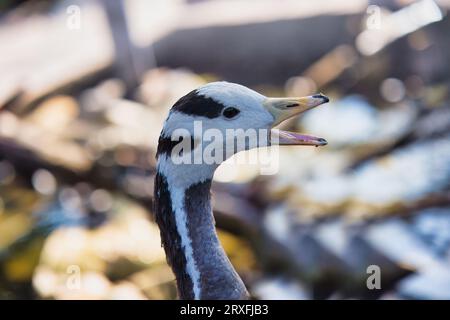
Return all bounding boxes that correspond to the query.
[318,138,328,146]
[313,93,329,104]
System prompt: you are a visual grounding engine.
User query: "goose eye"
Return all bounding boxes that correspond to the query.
[222,107,240,119]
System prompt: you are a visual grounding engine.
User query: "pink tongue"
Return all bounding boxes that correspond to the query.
[271,129,327,146]
[279,131,321,142]
[280,130,325,142]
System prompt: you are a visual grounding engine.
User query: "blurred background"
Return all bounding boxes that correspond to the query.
[0,0,450,300]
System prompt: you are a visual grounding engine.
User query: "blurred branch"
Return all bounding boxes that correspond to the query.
[100,0,142,95]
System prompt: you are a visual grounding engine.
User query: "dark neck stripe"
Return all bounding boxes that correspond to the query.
[156,135,196,158]
[171,89,225,118]
[153,172,194,299]
[154,172,248,300]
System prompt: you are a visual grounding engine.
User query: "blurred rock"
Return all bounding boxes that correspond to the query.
[252,277,310,300]
[412,207,450,256]
[398,267,450,300]
[365,218,444,271]
[278,133,450,218]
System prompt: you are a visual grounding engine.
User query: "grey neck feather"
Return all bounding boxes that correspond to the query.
[183,179,248,299]
[154,171,249,300]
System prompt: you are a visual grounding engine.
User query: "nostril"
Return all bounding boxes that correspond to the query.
[286,103,299,108]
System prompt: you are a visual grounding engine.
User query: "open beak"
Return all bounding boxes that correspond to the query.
[263,94,329,147]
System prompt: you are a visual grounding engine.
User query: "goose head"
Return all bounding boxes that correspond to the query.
[157,81,329,186]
